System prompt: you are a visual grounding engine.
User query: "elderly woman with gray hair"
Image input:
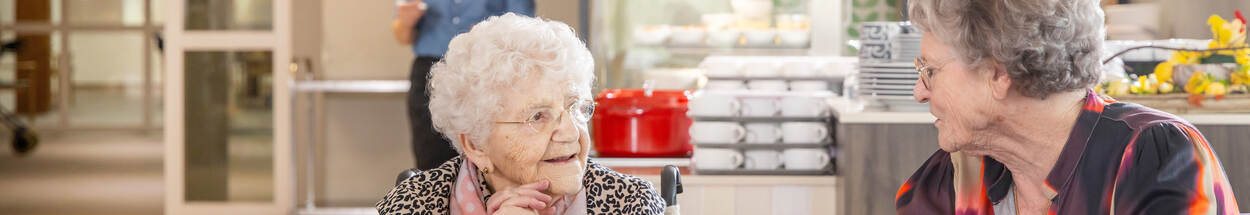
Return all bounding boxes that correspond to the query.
[895,0,1240,214]
[376,13,665,215]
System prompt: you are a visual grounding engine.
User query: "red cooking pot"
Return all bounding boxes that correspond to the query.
[592,88,693,157]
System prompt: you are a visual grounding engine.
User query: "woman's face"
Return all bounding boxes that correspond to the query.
[913,33,999,153]
[477,78,591,196]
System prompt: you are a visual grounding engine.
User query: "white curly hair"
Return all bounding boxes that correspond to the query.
[426,13,594,153]
[908,0,1106,99]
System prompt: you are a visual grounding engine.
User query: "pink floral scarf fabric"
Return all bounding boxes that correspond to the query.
[450,158,587,215]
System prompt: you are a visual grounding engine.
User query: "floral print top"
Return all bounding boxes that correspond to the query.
[895,90,1240,214]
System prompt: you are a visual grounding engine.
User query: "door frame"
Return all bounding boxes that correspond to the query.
[162,0,294,214]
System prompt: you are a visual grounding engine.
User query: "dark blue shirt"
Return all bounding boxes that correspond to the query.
[401,0,535,58]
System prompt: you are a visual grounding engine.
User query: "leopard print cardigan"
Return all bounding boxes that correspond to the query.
[376,157,667,215]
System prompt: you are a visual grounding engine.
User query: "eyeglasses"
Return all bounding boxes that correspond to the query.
[494,99,595,134]
[913,57,945,90]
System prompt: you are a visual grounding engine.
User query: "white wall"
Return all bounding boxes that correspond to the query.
[1130,0,1250,39]
[537,0,583,36]
[69,32,145,87]
[318,0,412,80]
[316,94,413,206]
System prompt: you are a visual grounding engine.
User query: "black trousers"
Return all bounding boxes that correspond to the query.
[408,57,456,170]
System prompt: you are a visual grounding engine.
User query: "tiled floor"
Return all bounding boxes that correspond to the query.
[0,131,164,215]
[0,88,274,215]
[0,132,277,215]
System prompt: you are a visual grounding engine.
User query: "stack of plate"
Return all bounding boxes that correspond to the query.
[854,62,927,111]
[858,22,922,63]
[894,34,921,60]
[855,22,928,111]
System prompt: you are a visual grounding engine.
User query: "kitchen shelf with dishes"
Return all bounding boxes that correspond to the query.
[704,76,844,81]
[700,56,855,93]
[696,143,830,149]
[632,13,815,54]
[588,0,848,176]
[647,46,813,56]
[589,0,845,92]
[685,56,843,175]
[690,115,828,122]
[694,169,832,176]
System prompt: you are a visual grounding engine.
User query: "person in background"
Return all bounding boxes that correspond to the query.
[392,0,535,170]
[896,0,1239,214]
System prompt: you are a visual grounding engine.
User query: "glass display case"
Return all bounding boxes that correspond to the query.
[588,0,847,90]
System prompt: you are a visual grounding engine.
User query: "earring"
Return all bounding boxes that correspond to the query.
[479,166,490,175]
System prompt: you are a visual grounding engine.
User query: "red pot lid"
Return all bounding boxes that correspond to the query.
[596,89,690,107]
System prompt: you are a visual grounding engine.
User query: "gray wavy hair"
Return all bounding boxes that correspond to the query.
[908,0,1105,99]
[426,13,594,153]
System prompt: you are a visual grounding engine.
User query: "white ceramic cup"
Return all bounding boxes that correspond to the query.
[690,122,746,143]
[781,61,817,77]
[668,28,706,47]
[705,80,747,90]
[706,29,741,47]
[744,123,783,144]
[703,61,743,77]
[689,93,741,117]
[789,80,829,92]
[741,29,777,47]
[780,96,829,117]
[740,97,781,117]
[742,62,779,77]
[747,80,788,91]
[822,59,856,78]
[782,148,830,170]
[701,13,736,29]
[633,26,671,46]
[777,29,811,48]
[695,148,744,170]
[781,122,829,143]
[744,149,783,170]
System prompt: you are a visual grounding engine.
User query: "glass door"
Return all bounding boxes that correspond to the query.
[163,0,293,214]
[0,0,165,131]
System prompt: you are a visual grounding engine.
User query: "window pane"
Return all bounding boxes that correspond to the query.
[0,0,13,24]
[64,0,148,26]
[151,0,164,25]
[0,32,15,109]
[185,0,273,31]
[65,31,148,127]
[183,51,273,202]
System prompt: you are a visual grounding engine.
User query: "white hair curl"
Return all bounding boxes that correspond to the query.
[426,13,594,153]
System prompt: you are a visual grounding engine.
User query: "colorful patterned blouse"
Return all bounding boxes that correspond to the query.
[895,90,1240,214]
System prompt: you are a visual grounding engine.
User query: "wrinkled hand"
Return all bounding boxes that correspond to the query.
[487,180,553,215]
[396,0,426,27]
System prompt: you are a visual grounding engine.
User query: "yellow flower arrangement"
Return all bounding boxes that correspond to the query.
[1144,11,1249,101]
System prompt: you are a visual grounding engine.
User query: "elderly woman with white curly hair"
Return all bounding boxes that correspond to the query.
[895,0,1240,214]
[376,14,665,215]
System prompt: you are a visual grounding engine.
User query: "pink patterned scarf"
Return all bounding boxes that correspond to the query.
[450,158,587,215]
